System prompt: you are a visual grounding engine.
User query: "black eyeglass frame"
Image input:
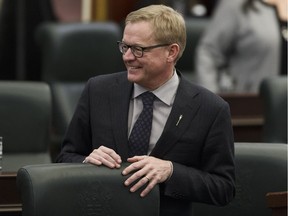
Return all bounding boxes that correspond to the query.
[117,41,170,58]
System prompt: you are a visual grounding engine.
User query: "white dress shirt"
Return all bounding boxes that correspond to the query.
[128,71,180,154]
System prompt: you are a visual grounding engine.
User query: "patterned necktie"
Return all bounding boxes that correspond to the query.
[128,92,155,157]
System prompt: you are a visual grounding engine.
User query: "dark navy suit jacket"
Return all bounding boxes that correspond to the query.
[57,71,235,216]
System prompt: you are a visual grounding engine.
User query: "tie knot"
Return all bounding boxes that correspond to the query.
[141,92,155,106]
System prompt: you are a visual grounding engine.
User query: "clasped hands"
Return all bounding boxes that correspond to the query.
[83,146,172,197]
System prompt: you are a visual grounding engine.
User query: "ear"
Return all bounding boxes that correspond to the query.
[167,43,180,63]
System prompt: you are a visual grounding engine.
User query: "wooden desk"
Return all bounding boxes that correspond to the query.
[0,172,21,216]
[220,93,264,142]
[266,191,288,216]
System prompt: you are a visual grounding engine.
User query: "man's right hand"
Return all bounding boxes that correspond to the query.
[83,146,122,168]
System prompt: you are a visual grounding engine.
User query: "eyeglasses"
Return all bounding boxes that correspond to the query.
[117,41,170,58]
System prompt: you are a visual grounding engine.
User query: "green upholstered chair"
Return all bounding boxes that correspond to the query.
[17,163,160,216]
[36,22,126,160]
[193,142,287,216]
[36,21,125,82]
[176,18,210,81]
[259,75,287,143]
[0,81,52,171]
[49,82,85,160]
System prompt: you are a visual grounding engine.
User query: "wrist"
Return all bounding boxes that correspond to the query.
[166,161,173,181]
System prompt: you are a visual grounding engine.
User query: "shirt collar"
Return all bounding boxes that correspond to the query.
[132,70,179,106]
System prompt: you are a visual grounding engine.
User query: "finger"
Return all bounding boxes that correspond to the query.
[144,176,150,182]
[86,149,121,168]
[127,155,147,163]
[123,163,150,187]
[122,157,148,175]
[99,146,122,164]
[85,155,120,168]
[83,156,103,166]
[97,152,121,168]
[128,176,156,197]
[140,180,157,197]
[128,176,150,193]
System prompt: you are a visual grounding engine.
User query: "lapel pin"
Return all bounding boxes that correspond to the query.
[176,114,183,126]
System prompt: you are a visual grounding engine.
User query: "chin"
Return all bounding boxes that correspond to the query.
[127,72,141,82]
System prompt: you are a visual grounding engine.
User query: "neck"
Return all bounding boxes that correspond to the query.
[146,68,175,91]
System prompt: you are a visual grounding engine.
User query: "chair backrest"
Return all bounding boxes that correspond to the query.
[17,163,160,216]
[176,18,209,78]
[51,82,85,135]
[0,81,52,171]
[36,22,125,82]
[259,76,287,143]
[48,82,85,161]
[193,143,287,216]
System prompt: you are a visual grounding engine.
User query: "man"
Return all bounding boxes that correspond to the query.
[56,5,235,216]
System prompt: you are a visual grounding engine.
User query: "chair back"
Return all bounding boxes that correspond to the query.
[36,22,125,82]
[260,76,287,143]
[17,163,160,216]
[193,143,287,216]
[0,81,52,171]
[51,82,85,136]
[177,18,209,78]
[49,82,85,160]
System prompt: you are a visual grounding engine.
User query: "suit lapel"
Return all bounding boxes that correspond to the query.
[109,73,133,160]
[108,72,202,160]
[151,77,201,158]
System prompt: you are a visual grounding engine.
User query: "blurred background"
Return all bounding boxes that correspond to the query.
[0,0,217,81]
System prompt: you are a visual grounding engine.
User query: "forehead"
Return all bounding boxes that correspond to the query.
[123,21,155,44]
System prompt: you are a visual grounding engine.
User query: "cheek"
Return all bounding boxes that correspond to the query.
[147,57,168,74]
[145,55,165,68]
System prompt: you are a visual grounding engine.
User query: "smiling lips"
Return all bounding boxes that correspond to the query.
[127,66,141,72]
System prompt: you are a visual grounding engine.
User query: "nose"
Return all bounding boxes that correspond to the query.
[123,48,136,60]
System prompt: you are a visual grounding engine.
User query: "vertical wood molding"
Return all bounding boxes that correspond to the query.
[92,0,108,21]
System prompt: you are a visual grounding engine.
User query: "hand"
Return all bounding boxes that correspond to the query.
[122,156,173,197]
[83,145,122,168]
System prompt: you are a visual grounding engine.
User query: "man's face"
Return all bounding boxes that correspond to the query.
[122,21,172,90]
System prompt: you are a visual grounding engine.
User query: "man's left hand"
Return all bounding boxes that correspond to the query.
[122,156,173,197]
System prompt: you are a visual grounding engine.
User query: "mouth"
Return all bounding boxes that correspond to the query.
[127,66,141,72]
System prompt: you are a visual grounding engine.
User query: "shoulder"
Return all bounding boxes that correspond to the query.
[80,71,130,96]
[88,71,127,85]
[179,75,228,108]
[84,71,128,89]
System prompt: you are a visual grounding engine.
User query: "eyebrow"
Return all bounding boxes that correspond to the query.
[122,41,146,47]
